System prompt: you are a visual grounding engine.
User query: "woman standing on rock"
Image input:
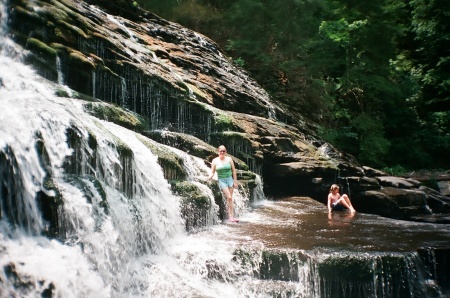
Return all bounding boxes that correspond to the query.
[207,145,239,222]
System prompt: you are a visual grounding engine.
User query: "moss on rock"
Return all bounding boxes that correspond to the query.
[59,20,88,39]
[84,102,147,132]
[68,50,95,69]
[171,180,209,208]
[26,38,57,58]
[137,135,187,181]
[213,113,239,131]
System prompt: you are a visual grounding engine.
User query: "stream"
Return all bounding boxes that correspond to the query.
[142,197,450,297]
[215,197,450,252]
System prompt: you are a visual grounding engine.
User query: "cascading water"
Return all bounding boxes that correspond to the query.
[2,1,450,297]
[0,16,239,296]
[0,54,109,296]
[0,44,270,297]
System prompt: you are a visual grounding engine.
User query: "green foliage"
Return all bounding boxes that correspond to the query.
[409,0,450,113]
[319,18,368,46]
[352,114,390,167]
[214,113,234,131]
[314,0,416,168]
[135,0,450,170]
[382,165,407,176]
[232,57,245,67]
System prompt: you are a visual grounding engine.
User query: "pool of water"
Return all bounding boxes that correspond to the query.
[207,197,450,252]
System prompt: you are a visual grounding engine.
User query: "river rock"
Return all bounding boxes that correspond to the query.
[352,187,430,220]
[376,176,421,189]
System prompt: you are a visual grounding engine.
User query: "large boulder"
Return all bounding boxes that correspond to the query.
[345,176,450,223]
[352,187,430,220]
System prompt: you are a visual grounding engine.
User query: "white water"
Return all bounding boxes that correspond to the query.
[0,50,273,296]
[0,53,111,296]
[0,22,258,296]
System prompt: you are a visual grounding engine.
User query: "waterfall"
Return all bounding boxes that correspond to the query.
[252,174,266,204]
[56,56,64,85]
[106,14,137,42]
[92,68,96,98]
[0,57,108,296]
[163,146,221,228]
[2,1,450,297]
[0,47,189,294]
[0,52,254,295]
[0,26,253,296]
[120,76,127,108]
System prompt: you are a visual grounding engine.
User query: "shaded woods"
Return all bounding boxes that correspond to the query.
[138,0,449,171]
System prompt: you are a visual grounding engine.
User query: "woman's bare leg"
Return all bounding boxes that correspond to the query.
[222,187,234,219]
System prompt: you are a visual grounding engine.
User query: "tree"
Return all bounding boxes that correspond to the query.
[135,0,450,169]
[401,0,450,168]
[224,0,328,122]
[409,0,450,113]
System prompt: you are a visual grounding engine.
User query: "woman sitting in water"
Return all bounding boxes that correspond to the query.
[327,184,356,213]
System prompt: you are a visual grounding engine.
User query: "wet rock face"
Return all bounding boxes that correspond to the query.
[5,0,450,223]
[7,0,280,118]
[6,0,330,186]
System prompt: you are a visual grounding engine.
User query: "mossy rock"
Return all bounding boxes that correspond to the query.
[26,38,57,59]
[68,50,95,69]
[232,248,260,277]
[54,27,77,45]
[59,21,88,39]
[142,130,250,173]
[237,170,257,189]
[36,176,62,238]
[212,112,242,132]
[86,130,98,151]
[237,170,256,181]
[84,102,148,132]
[174,179,215,230]
[185,83,210,99]
[259,250,300,281]
[54,88,70,98]
[54,84,99,103]
[115,138,133,159]
[142,130,218,162]
[171,180,209,208]
[137,135,187,181]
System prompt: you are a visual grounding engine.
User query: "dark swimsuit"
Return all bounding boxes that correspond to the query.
[331,202,346,211]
